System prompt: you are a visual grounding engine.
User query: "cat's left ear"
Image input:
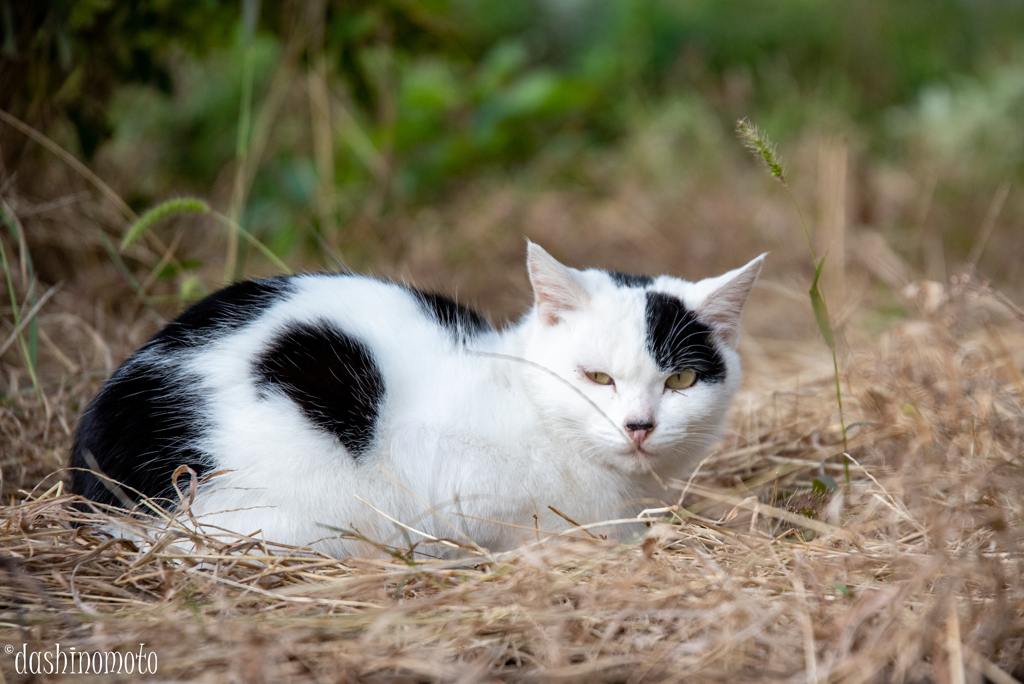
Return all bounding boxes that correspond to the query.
[696,253,767,349]
[527,242,591,326]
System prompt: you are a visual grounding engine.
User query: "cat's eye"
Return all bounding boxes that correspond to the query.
[666,369,697,390]
[585,371,614,386]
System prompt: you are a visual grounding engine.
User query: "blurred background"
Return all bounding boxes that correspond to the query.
[2,0,1024,360]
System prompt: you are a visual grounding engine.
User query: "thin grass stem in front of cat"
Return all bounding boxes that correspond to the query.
[352,494,466,552]
[373,465,492,555]
[456,510,659,541]
[69,459,194,542]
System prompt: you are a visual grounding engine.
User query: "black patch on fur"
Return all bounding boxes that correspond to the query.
[608,271,654,288]
[69,279,296,509]
[645,291,726,383]
[255,322,385,457]
[149,277,294,350]
[71,359,206,509]
[408,288,492,342]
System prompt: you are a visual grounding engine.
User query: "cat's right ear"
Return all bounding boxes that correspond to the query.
[695,253,766,349]
[527,242,590,326]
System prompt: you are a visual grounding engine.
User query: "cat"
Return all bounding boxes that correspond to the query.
[70,243,764,557]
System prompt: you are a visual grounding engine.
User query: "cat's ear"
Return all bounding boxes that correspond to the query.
[696,253,766,349]
[526,242,590,326]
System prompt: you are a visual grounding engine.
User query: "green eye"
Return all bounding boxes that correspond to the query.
[585,371,614,386]
[666,369,697,390]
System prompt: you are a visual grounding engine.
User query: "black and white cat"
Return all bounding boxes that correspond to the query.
[71,243,764,556]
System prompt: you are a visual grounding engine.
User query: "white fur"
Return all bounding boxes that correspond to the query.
[175,246,763,556]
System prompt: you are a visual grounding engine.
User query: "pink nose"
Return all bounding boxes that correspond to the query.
[625,421,655,448]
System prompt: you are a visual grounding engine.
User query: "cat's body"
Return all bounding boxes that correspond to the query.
[71,244,764,557]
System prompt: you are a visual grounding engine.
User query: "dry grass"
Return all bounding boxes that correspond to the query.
[2,263,1024,682]
[2,120,1024,681]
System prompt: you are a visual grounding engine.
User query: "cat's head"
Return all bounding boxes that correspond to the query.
[519,242,765,478]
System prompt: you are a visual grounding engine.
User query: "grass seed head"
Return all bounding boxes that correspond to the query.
[736,118,786,183]
[121,197,210,250]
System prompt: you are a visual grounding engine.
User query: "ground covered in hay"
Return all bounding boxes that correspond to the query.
[2,262,1023,682]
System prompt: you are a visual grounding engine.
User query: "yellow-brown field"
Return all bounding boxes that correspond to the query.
[2,129,1023,683]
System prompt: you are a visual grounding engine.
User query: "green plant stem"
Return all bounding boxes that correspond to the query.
[831,349,849,474]
[2,200,39,378]
[98,228,153,306]
[0,235,42,402]
[784,184,816,257]
[210,210,292,276]
[226,25,258,285]
[782,172,850,481]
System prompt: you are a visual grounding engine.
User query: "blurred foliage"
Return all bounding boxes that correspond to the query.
[0,0,237,158]
[5,0,1024,262]
[890,55,1024,182]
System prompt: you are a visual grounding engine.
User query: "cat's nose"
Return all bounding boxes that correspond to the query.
[624,420,655,448]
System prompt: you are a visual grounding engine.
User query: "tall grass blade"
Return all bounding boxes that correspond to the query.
[24,237,37,371]
[27,275,37,371]
[736,119,849,481]
[0,282,60,360]
[809,253,835,350]
[1,200,41,382]
[225,0,262,284]
[0,231,42,401]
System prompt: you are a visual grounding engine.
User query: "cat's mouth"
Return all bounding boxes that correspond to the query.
[621,444,656,463]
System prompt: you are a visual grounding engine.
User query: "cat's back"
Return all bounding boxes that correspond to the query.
[70,272,495,507]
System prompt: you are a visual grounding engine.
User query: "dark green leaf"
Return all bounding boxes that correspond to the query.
[812,475,837,494]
